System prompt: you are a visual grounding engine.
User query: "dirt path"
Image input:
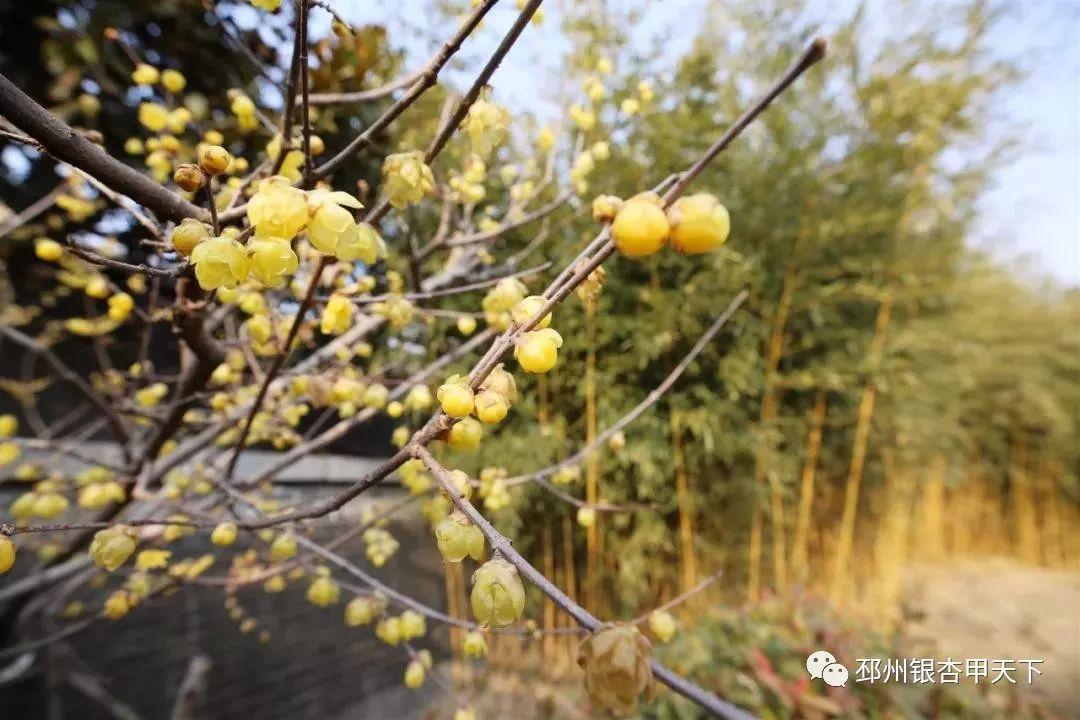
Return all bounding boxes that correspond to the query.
[901,559,1080,716]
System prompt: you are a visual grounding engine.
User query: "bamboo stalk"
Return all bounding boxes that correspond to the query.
[584,295,599,612]
[830,291,892,602]
[791,389,827,582]
[671,412,699,595]
[748,264,797,601]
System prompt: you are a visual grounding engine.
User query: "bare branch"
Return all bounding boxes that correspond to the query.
[0,73,208,225]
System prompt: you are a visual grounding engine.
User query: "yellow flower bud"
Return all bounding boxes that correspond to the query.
[457,315,477,336]
[621,98,641,115]
[400,610,426,639]
[474,390,509,424]
[403,660,425,689]
[470,557,525,627]
[107,292,135,322]
[171,218,211,256]
[0,415,15,438]
[612,193,670,258]
[269,532,297,562]
[462,631,487,658]
[577,506,596,528]
[307,576,341,607]
[666,193,730,254]
[592,195,624,223]
[34,237,63,262]
[211,522,238,547]
[131,63,159,86]
[345,596,382,626]
[448,417,483,452]
[511,295,551,328]
[161,69,186,93]
[437,379,474,419]
[465,97,510,157]
[104,590,131,620]
[514,328,563,374]
[435,511,486,563]
[138,102,169,132]
[173,164,204,192]
[405,385,433,412]
[382,151,435,209]
[648,610,677,643]
[376,617,402,645]
[85,276,109,299]
[198,145,232,175]
[480,364,517,402]
[320,294,354,335]
[0,536,16,575]
[190,236,249,290]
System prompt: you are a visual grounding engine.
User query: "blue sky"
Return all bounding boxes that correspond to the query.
[297,0,1077,286]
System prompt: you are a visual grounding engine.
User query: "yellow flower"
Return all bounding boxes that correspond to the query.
[345,596,382,626]
[611,192,670,258]
[666,193,731,254]
[307,576,341,607]
[108,292,135,322]
[90,526,137,572]
[269,532,297,562]
[190,236,249,290]
[34,238,63,261]
[470,557,525,627]
[306,189,363,255]
[577,506,596,528]
[382,151,435,209]
[538,127,556,152]
[320,294,354,335]
[104,591,131,620]
[250,0,282,10]
[480,364,517,402]
[138,102,169,132]
[337,222,385,264]
[621,98,641,115]
[465,97,510,157]
[230,93,256,117]
[247,175,308,240]
[247,238,298,288]
[570,104,595,131]
[405,385,433,412]
[135,549,172,571]
[514,328,563,374]
[135,382,168,407]
[638,81,654,103]
[0,414,16,438]
[131,63,159,85]
[161,69,186,93]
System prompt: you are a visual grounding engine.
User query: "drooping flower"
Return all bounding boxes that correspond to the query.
[247,238,299,288]
[381,151,435,209]
[190,236,250,290]
[247,175,308,240]
[470,557,525,627]
[577,625,654,716]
